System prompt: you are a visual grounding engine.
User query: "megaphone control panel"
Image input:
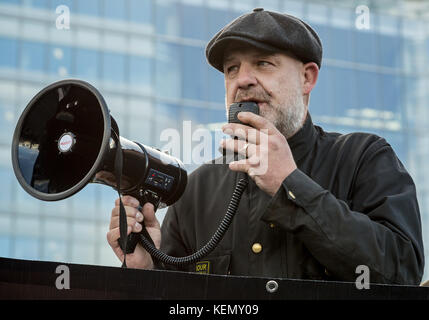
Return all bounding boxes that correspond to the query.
[145,168,175,192]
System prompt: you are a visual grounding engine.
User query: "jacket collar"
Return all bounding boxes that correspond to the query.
[287,112,318,163]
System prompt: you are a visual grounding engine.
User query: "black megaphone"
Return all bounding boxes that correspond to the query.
[11,79,187,255]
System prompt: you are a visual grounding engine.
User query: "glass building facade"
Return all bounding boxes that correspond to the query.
[0,0,428,282]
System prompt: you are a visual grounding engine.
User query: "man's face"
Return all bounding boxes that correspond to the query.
[223,46,307,139]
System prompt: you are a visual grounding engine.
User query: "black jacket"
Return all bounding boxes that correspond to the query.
[157,113,424,284]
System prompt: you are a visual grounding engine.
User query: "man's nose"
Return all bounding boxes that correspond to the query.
[236,64,257,89]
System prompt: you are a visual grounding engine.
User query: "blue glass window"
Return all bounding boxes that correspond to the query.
[103,0,126,20]
[128,115,153,146]
[48,45,72,77]
[129,0,153,25]
[76,0,100,16]
[0,236,10,257]
[0,100,15,144]
[102,51,126,84]
[181,106,214,164]
[129,55,152,92]
[22,0,49,9]
[1,0,19,4]
[208,5,233,37]
[153,103,180,147]
[73,185,98,220]
[256,0,280,11]
[207,67,225,104]
[329,27,354,62]
[0,167,12,211]
[71,242,95,264]
[182,46,207,101]
[43,240,67,262]
[331,67,357,116]
[155,42,181,99]
[14,179,41,214]
[74,48,99,81]
[378,34,402,68]
[20,41,46,72]
[182,3,207,40]
[206,108,226,125]
[15,237,39,260]
[51,0,74,10]
[0,37,17,68]
[404,76,418,129]
[356,70,379,112]
[155,0,181,37]
[379,74,402,119]
[282,0,304,18]
[354,30,377,65]
[181,105,207,125]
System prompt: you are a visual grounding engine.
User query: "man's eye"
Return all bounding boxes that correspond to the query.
[226,65,238,73]
[257,60,272,67]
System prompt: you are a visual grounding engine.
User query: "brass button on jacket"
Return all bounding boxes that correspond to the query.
[252,243,262,254]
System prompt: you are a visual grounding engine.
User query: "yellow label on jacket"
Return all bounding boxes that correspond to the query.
[196,261,210,274]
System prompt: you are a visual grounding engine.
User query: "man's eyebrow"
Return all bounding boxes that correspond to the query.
[253,52,277,58]
[223,51,279,65]
[223,55,237,65]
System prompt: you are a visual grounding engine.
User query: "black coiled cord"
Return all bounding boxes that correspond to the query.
[139,178,248,266]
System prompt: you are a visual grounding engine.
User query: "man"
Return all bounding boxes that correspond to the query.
[107,8,424,284]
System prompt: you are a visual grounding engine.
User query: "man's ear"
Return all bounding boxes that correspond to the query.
[302,62,319,95]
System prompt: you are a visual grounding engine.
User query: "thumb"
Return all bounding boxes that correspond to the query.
[141,202,158,227]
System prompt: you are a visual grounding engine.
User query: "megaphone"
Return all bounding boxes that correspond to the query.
[11,79,187,257]
[11,79,249,268]
[12,79,187,204]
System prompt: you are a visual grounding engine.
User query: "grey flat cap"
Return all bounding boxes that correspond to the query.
[206,8,323,72]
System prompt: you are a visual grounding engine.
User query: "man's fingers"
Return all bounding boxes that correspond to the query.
[106,225,133,248]
[111,203,142,218]
[228,159,250,172]
[237,112,277,132]
[141,202,159,227]
[221,139,259,159]
[222,123,268,145]
[109,216,143,232]
[115,195,139,208]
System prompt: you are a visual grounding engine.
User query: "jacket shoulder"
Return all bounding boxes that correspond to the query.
[318,126,390,152]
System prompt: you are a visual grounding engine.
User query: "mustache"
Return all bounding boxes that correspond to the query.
[234,88,271,103]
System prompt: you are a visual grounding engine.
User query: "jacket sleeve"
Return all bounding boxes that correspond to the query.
[260,140,425,285]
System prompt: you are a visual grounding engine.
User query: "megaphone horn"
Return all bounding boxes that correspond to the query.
[11,79,187,256]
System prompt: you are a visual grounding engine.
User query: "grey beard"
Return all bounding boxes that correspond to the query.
[261,94,307,139]
[226,88,307,139]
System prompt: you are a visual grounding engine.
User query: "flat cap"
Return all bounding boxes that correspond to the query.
[206,8,323,72]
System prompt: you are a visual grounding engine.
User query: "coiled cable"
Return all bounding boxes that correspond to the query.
[139,178,248,266]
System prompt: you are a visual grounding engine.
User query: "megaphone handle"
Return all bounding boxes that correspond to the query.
[121,193,159,254]
[124,220,155,254]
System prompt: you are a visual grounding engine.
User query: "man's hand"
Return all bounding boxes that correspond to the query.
[106,196,161,269]
[220,112,297,197]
